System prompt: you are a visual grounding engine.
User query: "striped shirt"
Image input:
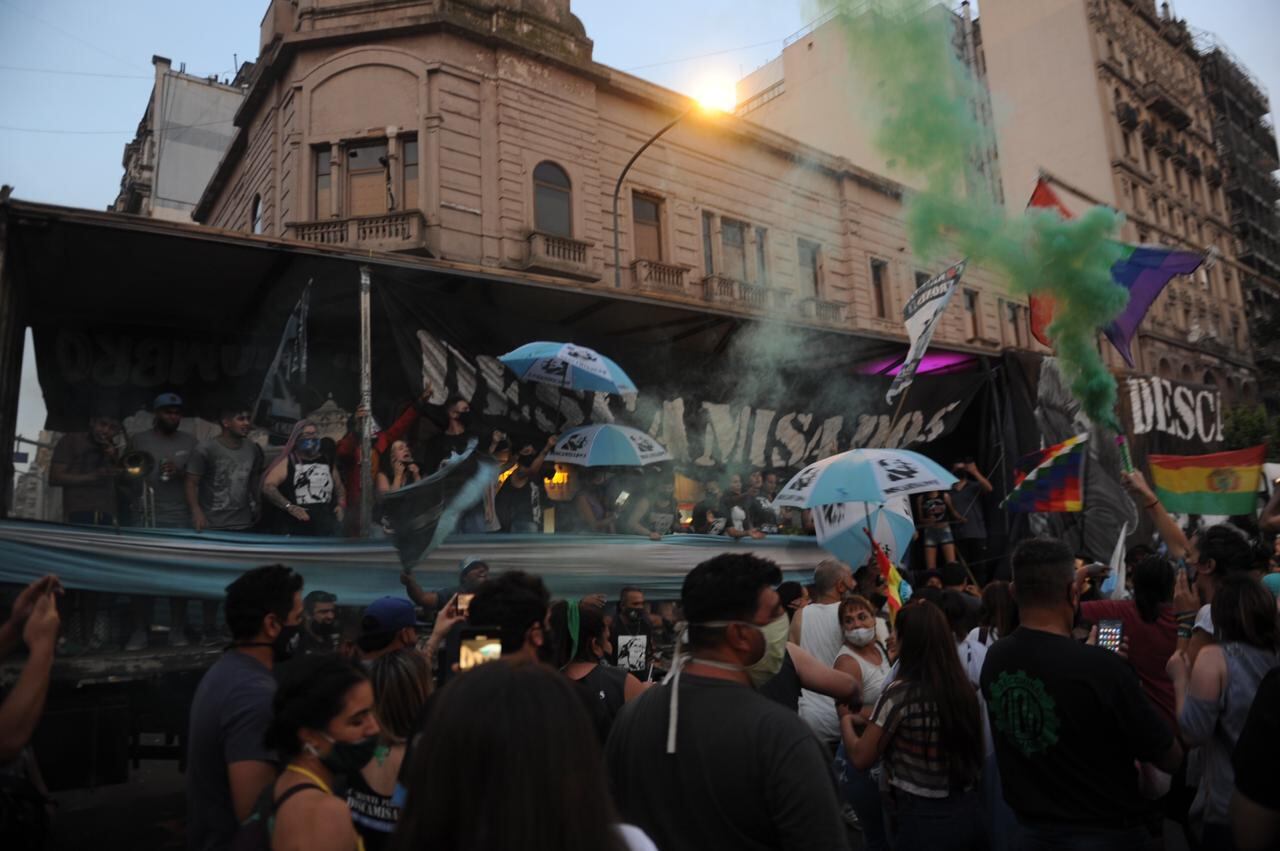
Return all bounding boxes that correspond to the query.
[869,681,967,799]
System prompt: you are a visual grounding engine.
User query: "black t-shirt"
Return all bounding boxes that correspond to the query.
[576,664,629,739]
[495,475,541,531]
[605,674,846,851]
[1233,668,1280,811]
[980,627,1173,829]
[758,651,802,712]
[691,500,726,534]
[747,494,780,534]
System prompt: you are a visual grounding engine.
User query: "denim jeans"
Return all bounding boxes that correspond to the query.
[1012,822,1150,851]
[983,751,1017,851]
[833,743,889,851]
[890,787,986,851]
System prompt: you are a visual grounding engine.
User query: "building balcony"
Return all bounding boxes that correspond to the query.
[630,259,690,295]
[524,232,598,281]
[796,296,845,323]
[1140,121,1157,146]
[700,275,791,312]
[291,211,426,252]
[1140,80,1191,130]
[1115,102,1139,130]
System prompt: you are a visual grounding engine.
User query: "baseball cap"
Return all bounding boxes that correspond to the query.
[459,556,489,581]
[152,392,184,410]
[360,596,425,636]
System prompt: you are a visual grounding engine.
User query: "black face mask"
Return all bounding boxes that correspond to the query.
[455,411,473,428]
[622,607,646,628]
[316,735,379,776]
[517,453,535,468]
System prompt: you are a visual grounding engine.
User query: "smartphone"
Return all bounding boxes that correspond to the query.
[1097,619,1123,653]
[456,593,475,618]
[614,491,631,512]
[459,627,502,670]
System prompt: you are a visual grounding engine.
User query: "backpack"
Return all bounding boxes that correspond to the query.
[229,781,321,851]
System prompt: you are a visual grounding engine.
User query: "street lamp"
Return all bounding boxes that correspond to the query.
[611,83,734,289]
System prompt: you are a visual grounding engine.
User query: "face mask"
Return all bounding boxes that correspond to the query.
[845,627,877,647]
[517,453,535,468]
[622,606,646,627]
[309,734,379,775]
[312,620,339,637]
[455,411,472,428]
[273,623,300,662]
[298,437,321,455]
[746,614,791,688]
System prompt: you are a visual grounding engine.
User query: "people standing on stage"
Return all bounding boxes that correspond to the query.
[418,394,475,474]
[262,419,346,537]
[950,459,993,581]
[49,415,124,651]
[187,406,264,534]
[495,435,555,534]
[915,489,962,570]
[50,415,124,527]
[691,474,727,535]
[622,467,681,540]
[124,393,200,650]
[336,388,429,536]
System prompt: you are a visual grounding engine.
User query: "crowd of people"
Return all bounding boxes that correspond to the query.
[8,452,1280,849]
[46,391,1014,653]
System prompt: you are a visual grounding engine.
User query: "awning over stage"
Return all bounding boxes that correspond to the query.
[0,521,828,602]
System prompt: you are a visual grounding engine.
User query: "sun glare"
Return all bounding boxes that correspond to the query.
[691,74,738,113]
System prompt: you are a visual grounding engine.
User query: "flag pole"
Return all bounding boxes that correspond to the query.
[359,265,374,538]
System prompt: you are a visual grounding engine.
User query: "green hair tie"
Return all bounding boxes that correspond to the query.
[567,599,581,661]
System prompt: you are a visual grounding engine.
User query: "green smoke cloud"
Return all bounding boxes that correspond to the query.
[818,0,1129,425]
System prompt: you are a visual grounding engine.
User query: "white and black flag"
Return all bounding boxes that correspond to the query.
[254,281,312,442]
[885,261,966,406]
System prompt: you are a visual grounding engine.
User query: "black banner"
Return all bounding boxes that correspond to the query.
[411,328,986,471]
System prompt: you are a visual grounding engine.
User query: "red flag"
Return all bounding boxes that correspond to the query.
[1026,179,1074,349]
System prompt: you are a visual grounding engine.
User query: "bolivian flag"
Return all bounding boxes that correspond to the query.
[1149,445,1266,515]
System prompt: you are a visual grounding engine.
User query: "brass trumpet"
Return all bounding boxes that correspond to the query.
[118,449,157,528]
[119,449,156,480]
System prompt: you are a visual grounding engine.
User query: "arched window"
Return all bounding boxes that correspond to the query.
[1180,364,1193,382]
[533,161,572,237]
[251,194,264,235]
[1158,358,1173,380]
[1203,370,1217,388]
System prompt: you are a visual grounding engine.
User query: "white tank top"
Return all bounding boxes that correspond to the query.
[836,644,892,709]
[797,602,844,742]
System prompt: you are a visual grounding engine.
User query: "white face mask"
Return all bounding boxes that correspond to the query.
[845,627,877,647]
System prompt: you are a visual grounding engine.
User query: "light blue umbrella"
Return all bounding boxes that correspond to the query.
[498,341,637,394]
[772,448,958,508]
[544,424,671,467]
[813,497,916,571]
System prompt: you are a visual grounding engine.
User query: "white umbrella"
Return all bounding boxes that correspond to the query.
[772,448,957,509]
[544,424,671,467]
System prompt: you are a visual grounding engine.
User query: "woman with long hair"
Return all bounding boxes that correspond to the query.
[1077,556,1178,729]
[261,655,380,851]
[970,581,1018,646]
[548,600,647,740]
[842,602,986,850]
[346,650,433,851]
[392,662,656,851]
[1169,574,1280,849]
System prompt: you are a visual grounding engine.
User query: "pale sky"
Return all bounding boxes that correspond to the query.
[2,0,1276,466]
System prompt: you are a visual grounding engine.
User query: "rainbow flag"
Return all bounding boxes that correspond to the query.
[1002,433,1089,513]
[1027,180,1204,367]
[867,532,903,620]
[1149,445,1265,515]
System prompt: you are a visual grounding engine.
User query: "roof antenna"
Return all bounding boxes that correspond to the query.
[233,53,239,70]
